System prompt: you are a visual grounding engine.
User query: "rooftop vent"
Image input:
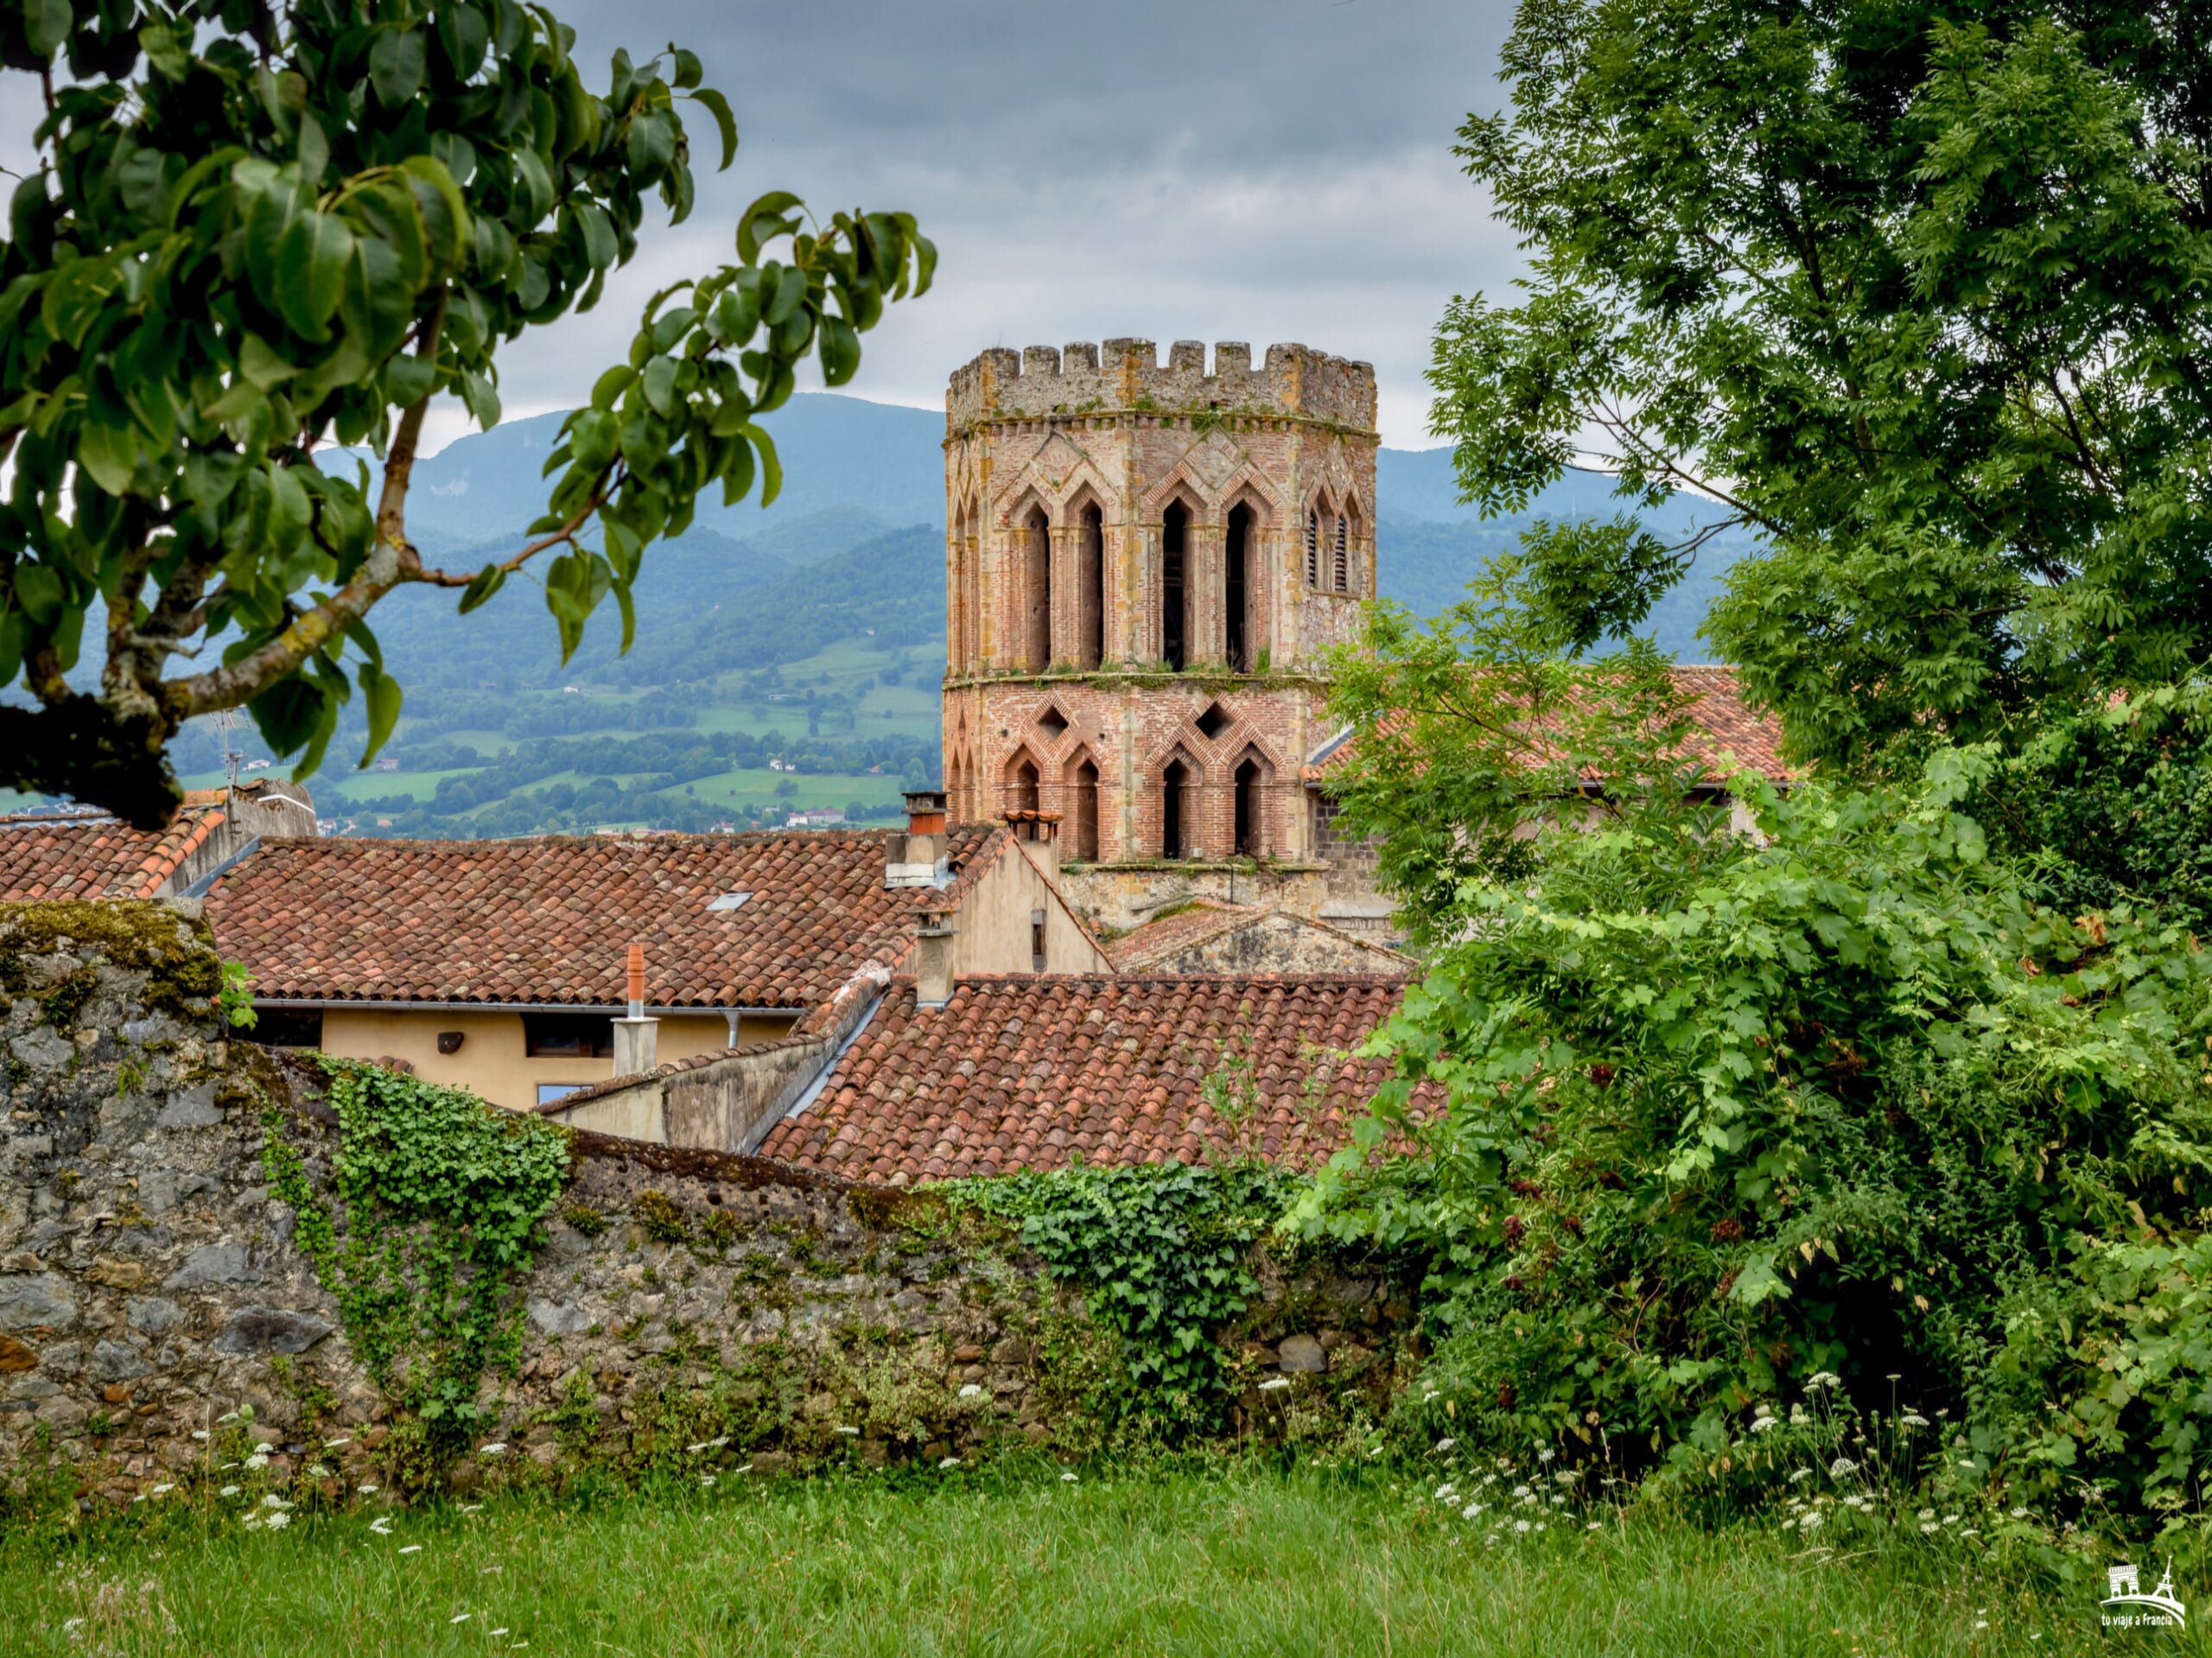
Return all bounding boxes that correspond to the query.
[708,891,751,912]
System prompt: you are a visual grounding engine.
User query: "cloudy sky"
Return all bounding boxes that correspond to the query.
[9,1,1525,453]
[579,1,1523,454]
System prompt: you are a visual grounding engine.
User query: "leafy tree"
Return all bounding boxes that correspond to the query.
[1430,1,2212,771]
[0,0,932,824]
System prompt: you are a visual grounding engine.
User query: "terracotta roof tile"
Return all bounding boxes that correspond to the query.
[0,805,227,901]
[757,974,1435,1185]
[203,826,1001,1008]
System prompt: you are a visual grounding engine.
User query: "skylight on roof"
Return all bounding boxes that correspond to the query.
[708,891,752,912]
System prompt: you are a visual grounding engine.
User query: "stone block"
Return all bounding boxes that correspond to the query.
[0,1333,35,1373]
[163,1243,251,1290]
[90,1339,151,1382]
[213,1308,333,1356]
[126,1297,183,1334]
[0,1273,76,1331]
[156,1083,222,1128]
[1276,1333,1326,1373]
[526,1299,590,1337]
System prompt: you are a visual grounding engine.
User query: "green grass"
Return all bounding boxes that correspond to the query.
[0,1464,2108,1655]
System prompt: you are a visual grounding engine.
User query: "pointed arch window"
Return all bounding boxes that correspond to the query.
[1332,515,1349,593]
[1305,508,1319,587]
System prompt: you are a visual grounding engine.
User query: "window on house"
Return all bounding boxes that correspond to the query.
[251,1007,323,1049]
[537,1082,587,1107]
[1333,515,1349,592]
[1071,756,1100,861]
[1235,756,1266,859]
[522,1013,613,1058]
[1012,757,1041,820]
[1032,908,1047,973]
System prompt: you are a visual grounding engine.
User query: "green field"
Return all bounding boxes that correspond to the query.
[0,1463,2100,1656]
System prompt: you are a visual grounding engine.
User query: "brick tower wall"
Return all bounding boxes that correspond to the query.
[941,339,1378,888]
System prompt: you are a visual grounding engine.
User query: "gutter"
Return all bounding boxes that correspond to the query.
[249,997,798,1018]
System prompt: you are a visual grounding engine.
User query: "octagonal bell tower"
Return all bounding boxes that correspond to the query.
[941,338,1378,924]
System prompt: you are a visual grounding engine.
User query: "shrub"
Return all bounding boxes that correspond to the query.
[1298,725,2212,1516]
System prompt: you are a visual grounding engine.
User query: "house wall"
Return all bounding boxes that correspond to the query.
[312,1008,800,1112]
[950,841,1111,976]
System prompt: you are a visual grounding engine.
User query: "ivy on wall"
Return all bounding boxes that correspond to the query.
[262,1060,570,1450]
[941,1161,1286,1420]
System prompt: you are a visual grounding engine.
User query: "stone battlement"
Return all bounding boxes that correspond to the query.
[946,339,1376,433]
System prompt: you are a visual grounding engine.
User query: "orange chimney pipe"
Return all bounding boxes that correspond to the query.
[626,943,645,1015]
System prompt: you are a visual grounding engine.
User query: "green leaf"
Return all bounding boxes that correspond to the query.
[685,88,736,170]
[75,423,139,496]
[435,2,490,79]
[817,315,860,387]
[11,560,62,625]
[640,356,678,417]
[368,28,429,109]
[625,111,675,181]
[671,46,702,90]
[357,661,403,766]
[22,0,68,58]
[737,191,802,264]
[457,562,507,613]
[274,213,354,339]
[741,422,781,507]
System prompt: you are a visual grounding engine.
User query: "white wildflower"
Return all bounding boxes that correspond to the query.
[957,1383,983,1399]
[1799,1510,1824,1532]
[369,1517,394,1536]
[1789,1470,1813,1484]
[1828,1457,1857,1478]
[1512,1485,1532,1499]
[2010,1506,2030,1519]
[149,1483,175,1496]
[1920,1521,1939,1534]
[938,1458,961,1470]
[218,1410,242,1425]
[836,1426,860,1437]
[1435,1438,1457,1452]
[1900,1413,1929,1427]
[1944,1514,1961,1525]
[259,1494,291,1510]
[1061,1471,1077,1483]
[1257,1377,1290,1394]
[1536,1447,1555,1463]
[452,1614,471,1624]
[1548,1495,1566,1507]
[479,1443,507,1458]
[700,1476,717,1489]
[1586,1521,1603,1531]
[304,1464,331,1480]
[734,1464,754,1476]
[1789,1404,1808,1425]
[1434,1483,1458,1501]
[1422,1389,1441,1403]
[1956,1458,1975,1469]
[1513,1520,1531,1534]
[218,1485,240,1498]
[264,1510,291,1530]
[1807,1370,1840,1390]
[1462,1502,1484,1520]
[1751,1415,1781,1434]
[687,1441,715,1455]
[191,1430,209,1441]
[358,1483,379,1495]
[461,1504,483,1514]
[399,1545,423,1555]
[323,1437,351,1449]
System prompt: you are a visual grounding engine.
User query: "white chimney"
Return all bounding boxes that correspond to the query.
[914,916,957,1008]
[887,789,950,888]
[611,942,659,1075]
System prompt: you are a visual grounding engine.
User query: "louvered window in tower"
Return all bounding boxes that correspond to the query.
[1332,516,1349,592]
[1305,510,1319,587]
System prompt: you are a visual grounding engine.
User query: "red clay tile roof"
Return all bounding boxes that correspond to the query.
[1306,664,1789,785]
[0,804,227,901]
[1103,899,1257,969]
[757,974,1433,1185]
[203,826,1002,1009]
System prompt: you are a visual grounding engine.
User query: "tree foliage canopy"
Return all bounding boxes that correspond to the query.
[1432,0,2212,769]
[0,0,931,824]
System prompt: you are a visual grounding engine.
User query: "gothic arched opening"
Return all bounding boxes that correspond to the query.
[1161,756,1192,859]
[1021,505,1052,670]
[1161,502,1189,671]
[1077,502,1105,669]
[1234,754,1267,858]
[1070,754,1100,861]
[1225,503,1253,672]
[1013,756,1041,817]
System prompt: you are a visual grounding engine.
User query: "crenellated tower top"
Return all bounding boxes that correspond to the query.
[946,339,1376,435]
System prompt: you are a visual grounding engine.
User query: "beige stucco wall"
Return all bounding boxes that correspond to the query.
[313,1008,799,1112]
[950,843,1112,976]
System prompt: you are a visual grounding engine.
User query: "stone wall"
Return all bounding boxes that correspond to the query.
[1,902,1411,1509]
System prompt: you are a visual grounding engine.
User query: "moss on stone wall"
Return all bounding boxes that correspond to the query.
[0,900,223,1026]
